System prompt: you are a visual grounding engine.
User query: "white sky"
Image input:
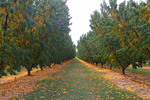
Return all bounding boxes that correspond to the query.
[66,0,146,45]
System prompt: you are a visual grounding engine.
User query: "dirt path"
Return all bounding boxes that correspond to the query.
[79,59,150,100]
[0,60,72,100]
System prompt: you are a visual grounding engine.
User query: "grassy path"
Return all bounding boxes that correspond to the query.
[80,59,150,99]
[16,59,142,100]
[0,60,72,100]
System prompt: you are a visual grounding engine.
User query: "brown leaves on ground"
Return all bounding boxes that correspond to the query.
[0,60,72,99]
[79,59,150,100]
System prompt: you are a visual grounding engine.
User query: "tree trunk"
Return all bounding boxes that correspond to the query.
[110,65,112,70]
[91,58,94,65]
[122,67,125,75]
[28,69,31,76]
[92,61,94,65]
[101,64,103,68]
[49,64,52,68]
[3,12,9,31]
[96,61,98,66]
[40,67,43,70]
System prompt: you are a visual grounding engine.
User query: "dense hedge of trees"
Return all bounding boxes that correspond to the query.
[77,0,150,74]
[0,0,76,77]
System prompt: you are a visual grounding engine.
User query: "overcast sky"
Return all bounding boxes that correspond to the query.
[66,0,146,45]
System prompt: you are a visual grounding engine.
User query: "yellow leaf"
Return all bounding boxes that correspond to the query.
[148,18,150,23]
[110,97,114,99]
[133,96,136,99]
[26,41,29,45]
[33,27,36,30]
[17,1,19,5]
[25,27,27,32]
[19,13,22,18]
[40,96,45,98]
[63,91,67,94]
[10,38,13,42]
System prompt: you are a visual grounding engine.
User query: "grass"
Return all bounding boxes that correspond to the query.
[1,65,41,79]
[1,67,27,78]
[14,59,142,100]
[104,63,150,76]
[126,67,150,76]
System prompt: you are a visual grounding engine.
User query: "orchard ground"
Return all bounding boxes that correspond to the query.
[0,58,150,100]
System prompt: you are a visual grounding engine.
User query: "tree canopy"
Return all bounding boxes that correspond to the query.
[0,0,76,77]
[77,0,150,75]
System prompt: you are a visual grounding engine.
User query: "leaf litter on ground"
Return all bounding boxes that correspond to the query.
[16,59,142,100]
[79,59,150,100]
[0,60,72,99]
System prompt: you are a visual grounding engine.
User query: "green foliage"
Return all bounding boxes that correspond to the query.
[126,67,150,76]
[77,0,150,75]
[0,0,75,77]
